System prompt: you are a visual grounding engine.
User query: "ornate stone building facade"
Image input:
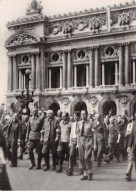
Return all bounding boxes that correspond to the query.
[5,0,136,117]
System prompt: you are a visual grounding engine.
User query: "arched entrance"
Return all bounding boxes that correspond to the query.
[102,100,117,117]
[49,102,60,116]
[74,101,87,113]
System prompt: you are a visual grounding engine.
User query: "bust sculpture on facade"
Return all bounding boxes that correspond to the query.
[118,12,130,29]
[26,0,43,14]
[63,21,73,37]
[89,17,100,34]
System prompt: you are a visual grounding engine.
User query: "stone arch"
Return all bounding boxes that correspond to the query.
[49,102,60,116]
[5,31,40,48]
[99,99,117,117]
[71,100,87,115]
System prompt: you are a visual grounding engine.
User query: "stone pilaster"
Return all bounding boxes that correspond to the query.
[31,54,36,89]
[8,56,13,92]
[89,48,94,87]
[67,50,72,88]
[119,44,123,86]
[62,51,67,88]
[13,55,18,90]
[74,65,77,87]
[94,47,99,87]
[124,43,130,86]
[36,53,41,91]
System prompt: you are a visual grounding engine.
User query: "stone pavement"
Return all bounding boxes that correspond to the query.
[6,155,136,191]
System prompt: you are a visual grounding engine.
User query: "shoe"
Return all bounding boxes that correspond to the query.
[80,176,88,180]
[10,164,17,167]
[36,166,41,170]
[18,156,23,160]
[56,168,62,173]
[52,166,56,171]
[88,174,93,180]
[79,169,84,175]
[125,173,131,181]
[44,166,50,171]
[66,171,73,176]
[29,163,35,170]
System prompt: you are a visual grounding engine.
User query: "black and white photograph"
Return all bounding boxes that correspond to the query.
[0,0,136,191]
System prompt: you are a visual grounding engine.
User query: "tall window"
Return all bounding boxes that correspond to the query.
[77,65,86,87]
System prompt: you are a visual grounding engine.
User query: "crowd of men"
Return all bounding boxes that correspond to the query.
[0,105,136,185]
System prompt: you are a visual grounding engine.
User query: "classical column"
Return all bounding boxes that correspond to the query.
[125,43,130,86]
[102,63,105,85]
[86,65,89,87]
[89,48,94,87]
[31,54,36,89]
[74,65,77,87]
[49,69,52,89]
[62,51,67,88]
[60,67,63,88]
[94,47,99,87]
[36,53,41,91]
[133,60,136,84]
[13,55,18,90]
[19,70,22,89]
[119,44,123,86]
[41,46,46,90]
[67,50,72,88]
[115,62,118,85]
[8,56,13,92]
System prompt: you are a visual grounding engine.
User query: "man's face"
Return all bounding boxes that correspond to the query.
[81,111,87,121]
[47,112,53,119]
[62,113,68,122]
[32,109,38,117]
[74,114,80,122]
[13,114,18,122]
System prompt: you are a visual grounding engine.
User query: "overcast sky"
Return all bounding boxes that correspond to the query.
[0,0,133,104]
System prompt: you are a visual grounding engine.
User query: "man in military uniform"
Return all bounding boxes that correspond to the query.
[41,110,58,171]
[26,108,43,170]
[7,113,22,167]
[93,114,105,167]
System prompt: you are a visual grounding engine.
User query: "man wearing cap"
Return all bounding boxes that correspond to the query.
[41,109,58,171]
[26,108,43,170]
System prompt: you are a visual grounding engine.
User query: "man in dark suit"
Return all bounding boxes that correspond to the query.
[7,113,22,167]
[26,108,43,170]
[41,110,58,171]
[125,113,136,181]
[18,114,29,159]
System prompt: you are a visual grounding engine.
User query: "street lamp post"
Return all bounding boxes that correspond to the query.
[20,69,34,115]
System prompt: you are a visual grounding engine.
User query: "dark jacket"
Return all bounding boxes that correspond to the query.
[26,116,43,140]
[42,118,57,142]
[7,121,22,143]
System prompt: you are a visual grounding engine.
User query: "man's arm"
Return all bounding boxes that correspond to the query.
[26,119,31,140]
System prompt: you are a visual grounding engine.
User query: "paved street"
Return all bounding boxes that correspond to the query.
[6,155,136,191]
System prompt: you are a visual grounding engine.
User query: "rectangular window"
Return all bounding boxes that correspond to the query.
[105,62,115,85]
[51,67,60,88]
[77,65,86,87]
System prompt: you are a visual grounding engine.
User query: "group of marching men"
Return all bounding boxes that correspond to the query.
[0,107,136,181]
